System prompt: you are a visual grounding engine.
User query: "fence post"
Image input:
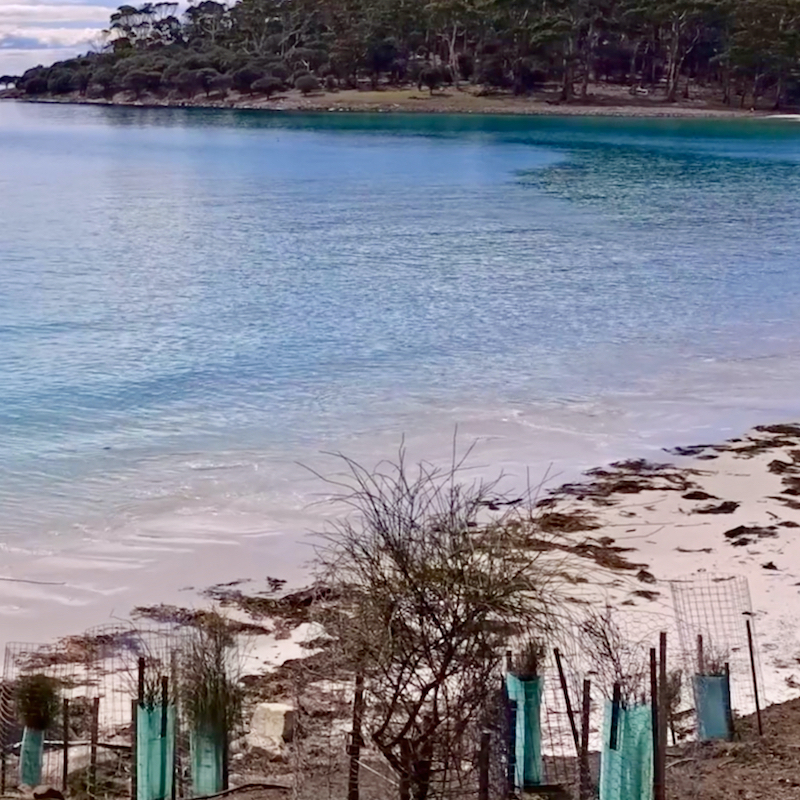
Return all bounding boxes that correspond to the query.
[554,648,580,757]
[745,619,763,736]
[579,679,591,800]
[507,699,517,796]
[609,683,622,750]
[724,662,735,740]
[650,647,659,799]
[138,657,145,706]
[478,730,490,800]
[656,632,667,800]
[131,699,138,800]
[697,634,704,674]
[347,672,365,800]
[62,698,70,792]
[90,697,100,800]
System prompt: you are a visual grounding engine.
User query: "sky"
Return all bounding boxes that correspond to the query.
[0,0,115,75]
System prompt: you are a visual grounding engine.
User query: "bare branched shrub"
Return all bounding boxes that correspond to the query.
[511,638,547,679]
[697,641,729,677]
[580,606,652,703]
[309,445,570,800]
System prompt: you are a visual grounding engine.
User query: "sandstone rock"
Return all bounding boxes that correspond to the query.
[247,702,295,753]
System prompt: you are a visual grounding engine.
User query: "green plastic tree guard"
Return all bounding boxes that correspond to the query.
[693,675,732,741]
[599,701,653,800]
[137,705,175,800]
[505,673,543,789]
[19,727,44,787]
[190,729,224,796]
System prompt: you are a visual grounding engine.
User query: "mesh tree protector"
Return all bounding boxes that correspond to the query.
[190,728,224,796]
[599,701,653,800]
[137,704,176,800]
[19,727,44,786]
[693,675,732,740]
[505,674,543,788]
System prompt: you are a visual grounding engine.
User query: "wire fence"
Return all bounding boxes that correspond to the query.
[0,573,773,800]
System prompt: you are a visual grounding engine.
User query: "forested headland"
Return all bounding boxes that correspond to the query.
[1,0,799,111]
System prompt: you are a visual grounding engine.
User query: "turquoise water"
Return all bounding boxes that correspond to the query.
[1,102,800,634]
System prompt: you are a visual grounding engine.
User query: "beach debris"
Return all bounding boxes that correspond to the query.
[666,444,715,457]
[724,525,778,547]
[768,460,796,474]
[536,510,600,533]
[554,458,698,504]
[636,569,657,583]
[695,501,740,514]
[683,490,718,500]
[762,561,779,570]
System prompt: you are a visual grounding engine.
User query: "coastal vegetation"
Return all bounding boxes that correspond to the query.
[3,0,800,109]
[311,449,573,800]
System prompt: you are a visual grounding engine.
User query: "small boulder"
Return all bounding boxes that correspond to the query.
[247,702,295,752]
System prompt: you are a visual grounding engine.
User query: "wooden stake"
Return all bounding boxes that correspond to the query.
[609,683,622,750]
[650,647,659,798]
[347,672,365,800]
[746,619,763,735]
[724,662,735,740]
[160,676,169,738]
[656,633,667,800]
[131,699,138,800]
[697,634,704,674]
[90,697,100,800]
[506,649,514,673]
[554,648,580,756]
[62,698,70,792]
[138,657,145,706]
[478,730,490,800]
[1,691,7,795]
[579,679,591,800]
[170,651,179,800]
[507,699,517,796]
[222,724,229,792]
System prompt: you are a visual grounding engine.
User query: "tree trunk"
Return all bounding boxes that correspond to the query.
[581,23,595,99]
[449,23,459,89]
[773,71,783,110]
[560,37,574,100]
[665,21,681,102]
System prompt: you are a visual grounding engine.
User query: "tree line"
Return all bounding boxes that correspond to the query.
[2,0,800,107]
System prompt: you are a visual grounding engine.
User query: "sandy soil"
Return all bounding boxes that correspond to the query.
[2,83,786,119]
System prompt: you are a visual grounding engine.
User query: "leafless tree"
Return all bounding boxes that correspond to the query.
[309,444,573,800]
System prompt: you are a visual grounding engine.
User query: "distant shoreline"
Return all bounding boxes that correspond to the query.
[2,85,789,120]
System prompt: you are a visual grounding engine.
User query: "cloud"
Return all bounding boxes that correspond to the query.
[0,4,114,25]
[0,44,84,73]
[1,26,101,48]
[0,0,114,73]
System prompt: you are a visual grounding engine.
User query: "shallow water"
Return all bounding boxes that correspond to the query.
[1,103,800,638]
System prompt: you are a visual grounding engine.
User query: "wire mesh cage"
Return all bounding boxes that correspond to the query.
[0,623,191,798]
[669,574,764,726]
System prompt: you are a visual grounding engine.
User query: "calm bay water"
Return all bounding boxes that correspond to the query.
[1,102,800,636]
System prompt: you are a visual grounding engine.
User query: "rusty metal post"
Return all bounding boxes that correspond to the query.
[746,619,763,735]
[579,679,591,800]
[62,698,70,792]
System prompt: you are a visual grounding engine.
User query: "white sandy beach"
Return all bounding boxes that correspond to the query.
[3,422,800,717]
